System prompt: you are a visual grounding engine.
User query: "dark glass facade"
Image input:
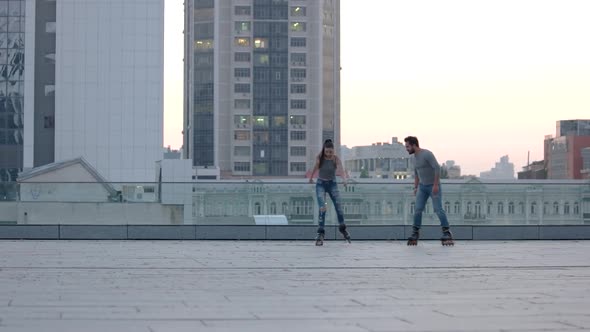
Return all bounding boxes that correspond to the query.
[0,0,24,185]
[253,0,288,176]
[192,0,214,167]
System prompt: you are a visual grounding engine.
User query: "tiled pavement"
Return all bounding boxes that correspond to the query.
[0,240,589,331]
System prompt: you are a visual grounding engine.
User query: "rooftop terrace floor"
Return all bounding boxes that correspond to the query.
[1,240,589,331]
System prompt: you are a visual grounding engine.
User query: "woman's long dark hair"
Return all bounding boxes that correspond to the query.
[319,139,336,169]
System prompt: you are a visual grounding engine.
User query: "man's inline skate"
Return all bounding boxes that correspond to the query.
[407,226,419,246]
[441,227,454,246]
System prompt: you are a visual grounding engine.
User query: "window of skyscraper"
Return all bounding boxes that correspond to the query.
[234,52,251,62]
[290,53,306,65]
[254,54,269,66]
[253,116,269,128]
[290,84,306,94]
[290,100,306,109]
[234,68,251,78]
[235,21,251,33]
[290,147,306,156]
[290,131,306,141]
[290,162,306,172]
[290,37,306,47]
[235,6,251,16]
[290,22,306,32]
[234,162,251,172]
[289,115,306,125]
[290,6,306,16]
[194,39,214,50]
[234,115,251,127]
[234,99,251,109]
[234,37,251,47]
[253,38,268,49]
[45,22,56,33]
[272,116,286,127]
[234,84,250,93]
[234,131,251,141]
[290,69,306,81]
[234,147,251,157]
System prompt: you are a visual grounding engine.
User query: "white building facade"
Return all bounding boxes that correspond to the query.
[23,0,164,183]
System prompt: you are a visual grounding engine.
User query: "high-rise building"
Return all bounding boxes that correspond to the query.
[16,0,165,183]
[0,0,25,183]
[480,155,515,180]
[556,119,590,137]
[546,120,590,179]
[184,0,340,178]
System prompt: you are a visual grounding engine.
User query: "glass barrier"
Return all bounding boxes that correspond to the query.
[0,180,589,225]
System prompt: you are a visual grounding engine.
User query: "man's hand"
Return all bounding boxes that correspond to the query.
[309,178,314,184]
[432,184,439,195]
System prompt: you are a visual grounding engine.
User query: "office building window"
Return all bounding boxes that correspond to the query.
[290,147,306,156]
[290,6,306,17]
[290,162,307,172]
[234,131,251,140]
[253,116,269,128]
[234,37,251,47]
[234,99,251,109]
[234,68,251,78]
[290,100,306,109]
[234,83,250,93]
[291,53,306,65]
[234,162,251,172]
[291,69,306,80]
[290,84,306,94]
[290,131,306,141]
[234,146,251,157]
[254,38,268,49]
[290,115,305,125]
[235,21,251,33]
[291,22,306,32]
[235,6,251,15]
[234,115,250,127]
[235,52,251,62]
[290,37,306,47]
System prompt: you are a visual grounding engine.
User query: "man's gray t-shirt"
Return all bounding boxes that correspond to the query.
[413,149,440,185]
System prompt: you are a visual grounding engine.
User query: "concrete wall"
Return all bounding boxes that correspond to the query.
[16,202,184,224]
[1,224,590,240]
[0,202,17,223]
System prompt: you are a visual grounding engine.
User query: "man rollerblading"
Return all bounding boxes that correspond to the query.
[404,136,454,247]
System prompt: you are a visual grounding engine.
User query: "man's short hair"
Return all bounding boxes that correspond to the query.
[404,136,419,147]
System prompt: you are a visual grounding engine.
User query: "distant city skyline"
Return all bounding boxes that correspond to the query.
[163,0,590,176]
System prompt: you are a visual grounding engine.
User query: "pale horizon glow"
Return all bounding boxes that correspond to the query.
[164,0,590,175]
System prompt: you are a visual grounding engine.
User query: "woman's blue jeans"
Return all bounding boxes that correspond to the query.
[315,179,345,233]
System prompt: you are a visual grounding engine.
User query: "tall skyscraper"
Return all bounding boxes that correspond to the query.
[16,0,165,183]
[0,0,25,183]
[184,0,340,178]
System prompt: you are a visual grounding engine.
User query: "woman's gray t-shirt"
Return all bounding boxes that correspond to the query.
[319,159,336,180]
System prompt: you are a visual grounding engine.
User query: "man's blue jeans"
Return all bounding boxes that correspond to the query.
[316,179,345,232]
[413,184,450,229]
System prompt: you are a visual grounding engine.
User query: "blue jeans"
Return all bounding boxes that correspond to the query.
[315,179,345,232]
[413,184,450,229]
